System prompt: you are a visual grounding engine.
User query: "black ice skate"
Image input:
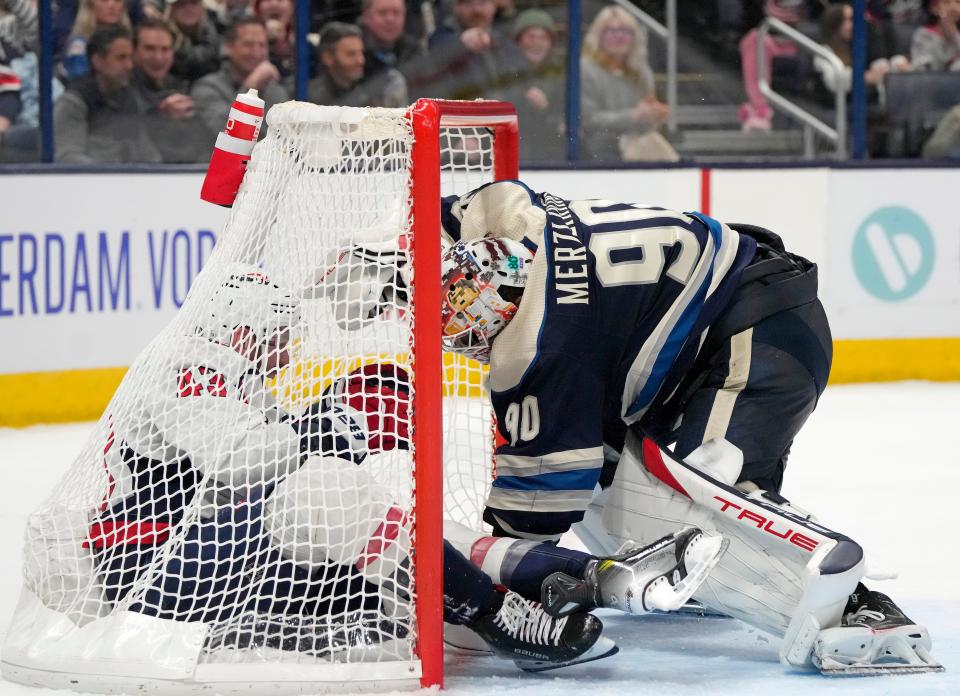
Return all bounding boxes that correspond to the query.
[470,591,618,672]
[813,583,944,675]
[541,527,727,618]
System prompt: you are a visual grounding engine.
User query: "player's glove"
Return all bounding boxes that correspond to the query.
[297,363,410,464]
[303,245,408,330]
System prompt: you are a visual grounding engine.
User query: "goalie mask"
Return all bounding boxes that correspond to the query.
[440,238,534,362]
[199,264,302,351]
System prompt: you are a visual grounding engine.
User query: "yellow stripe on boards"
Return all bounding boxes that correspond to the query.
[830,338,960,384]
[0,367,128,427]
[2,340,958,426]
[270,353,489,413]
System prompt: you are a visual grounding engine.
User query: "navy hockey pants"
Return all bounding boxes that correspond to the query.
[96,496,496,626]
[671,299,833,493]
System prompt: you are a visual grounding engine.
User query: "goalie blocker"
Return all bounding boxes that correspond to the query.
[590,432,943,675]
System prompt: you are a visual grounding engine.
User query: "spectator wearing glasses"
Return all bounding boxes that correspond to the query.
[307,21,406,106]
[132,17,209,162]
[191,17,287,138]
[63,0,132,81]
[912,0,960,70]
[165,0,223,83]
[55,25,162,162]
[580,4,674,162]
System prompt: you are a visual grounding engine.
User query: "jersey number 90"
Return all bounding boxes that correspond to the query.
[503,396,540,446]
[570,201,701,288]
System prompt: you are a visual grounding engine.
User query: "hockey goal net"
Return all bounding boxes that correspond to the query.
[2,99,518,693]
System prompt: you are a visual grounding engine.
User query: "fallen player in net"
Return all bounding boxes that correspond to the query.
[79,264,726,673]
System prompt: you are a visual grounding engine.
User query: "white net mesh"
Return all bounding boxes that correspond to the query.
[11,102,503,685]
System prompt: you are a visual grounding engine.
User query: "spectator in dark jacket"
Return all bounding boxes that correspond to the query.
[132,17,209,161]
[359,0,421,79]
[190,17,287,138]
[165,0,223,83]
[55,25,161,162]
[307,20,406,105]
[407,0,522,100]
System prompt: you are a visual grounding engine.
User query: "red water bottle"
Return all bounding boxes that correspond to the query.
[200,88,265,207]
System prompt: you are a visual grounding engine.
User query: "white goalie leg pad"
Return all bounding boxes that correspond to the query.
[602,432,865,666]
[572,486,622,557]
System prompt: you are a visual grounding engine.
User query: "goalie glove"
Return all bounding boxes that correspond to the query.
[304,244,408,330]
[297,363,410,463]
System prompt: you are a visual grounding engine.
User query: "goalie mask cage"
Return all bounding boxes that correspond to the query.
[2,99,518,694]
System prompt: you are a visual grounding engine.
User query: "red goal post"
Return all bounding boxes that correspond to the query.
[409,99,519,689]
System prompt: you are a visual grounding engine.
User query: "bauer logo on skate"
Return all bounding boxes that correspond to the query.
[0,228,217,317]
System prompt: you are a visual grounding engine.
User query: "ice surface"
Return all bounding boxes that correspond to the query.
[0,382,956,695]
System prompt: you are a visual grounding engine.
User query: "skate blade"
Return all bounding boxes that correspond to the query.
[669,599,729,618]
[816,641,945,676]
[646,535,729,613]
[515,638,619,673]
[443,623,494,655]
[818,656,945,676]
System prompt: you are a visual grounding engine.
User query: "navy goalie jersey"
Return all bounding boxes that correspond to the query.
[442,181,758,541]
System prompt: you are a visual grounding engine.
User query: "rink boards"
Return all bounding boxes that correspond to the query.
[2,165,959,425]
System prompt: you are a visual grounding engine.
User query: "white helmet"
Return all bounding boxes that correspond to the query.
[440,237,534,362]
[199,264,301,345]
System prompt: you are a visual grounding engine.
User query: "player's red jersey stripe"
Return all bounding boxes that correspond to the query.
[641,437,690,497]
[356,506,407,570]
[469,535,499,569]
[83,520,171,548]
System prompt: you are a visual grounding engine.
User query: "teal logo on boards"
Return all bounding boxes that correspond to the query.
[852,206,935,302]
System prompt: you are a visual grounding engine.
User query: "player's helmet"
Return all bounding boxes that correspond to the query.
[440,238,534,362]
[199,264,301,345]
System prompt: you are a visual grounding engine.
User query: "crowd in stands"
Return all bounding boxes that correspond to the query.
[0,0,673,163]
[2,0,960,163]
[735,0,960,155]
